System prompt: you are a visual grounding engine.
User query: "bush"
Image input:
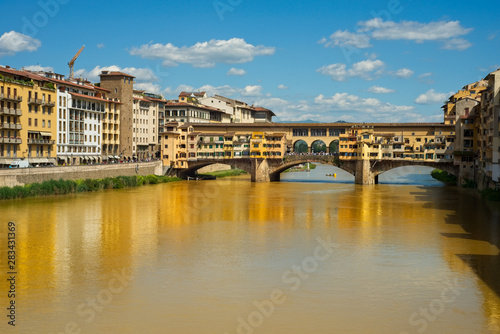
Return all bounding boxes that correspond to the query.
[0,174,181,201]
[137,175,145,186]
[146,175,159,184]
[462,178,477,189]
[481,188,500,201]
[431,169,457,185]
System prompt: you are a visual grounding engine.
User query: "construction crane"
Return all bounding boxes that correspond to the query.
[68,45,85,79]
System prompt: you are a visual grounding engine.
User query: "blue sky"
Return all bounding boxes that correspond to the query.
[0,0,499,122]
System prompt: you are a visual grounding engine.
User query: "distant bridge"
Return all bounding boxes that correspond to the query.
[171,155,458,184]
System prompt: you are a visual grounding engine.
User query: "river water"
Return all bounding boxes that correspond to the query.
[0,164,499,334]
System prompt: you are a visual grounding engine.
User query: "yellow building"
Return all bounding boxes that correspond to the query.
[0,66,57,166]
[250,132,266,158]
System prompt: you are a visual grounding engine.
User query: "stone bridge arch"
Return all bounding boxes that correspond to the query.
[370,160,459,177]
[175,159,253,179]
[267,155,357,181]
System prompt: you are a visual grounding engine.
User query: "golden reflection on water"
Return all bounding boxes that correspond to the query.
[0,172,499,333]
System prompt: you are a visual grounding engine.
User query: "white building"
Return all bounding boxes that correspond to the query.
[198,95,275,123]
[50,78,108,165]
[132,90,158,160]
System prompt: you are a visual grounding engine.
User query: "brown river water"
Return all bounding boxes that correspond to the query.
[0,165,499,333]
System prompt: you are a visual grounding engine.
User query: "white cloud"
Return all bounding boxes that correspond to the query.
[163,84,195,97]
[130,38,275,68]
[0,31,41,56]
[134,83,162,94]
[23,65,54,72]
[317,63,348,81]
[442,38,472,51]
[255,93,426,123]
[241,85,262,97]
[418,72,432,79]
[319,30,371,49]
[359,18,472,42]
[322,19,472,51]
[227,67,246,76]
[418,72,434,84]
[393,68,414,78]
[414,89,453,104]
[368,86,395,94]
[97,43,105,49]
[278,84,288,89]
[76,65,158,82]
[196,84,241,97]
[317,58,385,81]
[315,93,414,114]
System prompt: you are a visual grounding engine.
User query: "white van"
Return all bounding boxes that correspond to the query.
[9,160,30,168]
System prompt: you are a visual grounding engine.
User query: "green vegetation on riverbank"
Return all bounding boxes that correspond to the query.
[430,169,457,185]
[480,188,500,201]
[198,168,248,178]
[284,163,317,173]
[0,175,181,200]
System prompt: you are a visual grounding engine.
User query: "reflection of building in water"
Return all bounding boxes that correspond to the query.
[15,205,58,301]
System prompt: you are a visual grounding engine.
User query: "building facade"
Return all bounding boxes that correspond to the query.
[99,71,135,160]
[0,66,57,167]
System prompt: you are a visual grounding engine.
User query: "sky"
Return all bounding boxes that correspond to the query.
[0,0,499,123]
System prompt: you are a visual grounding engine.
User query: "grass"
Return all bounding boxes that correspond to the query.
[0,175,181,200]
[430,169,457,185]
[197,168,248,178]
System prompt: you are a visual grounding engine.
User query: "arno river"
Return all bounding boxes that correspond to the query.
[1,165,499,333]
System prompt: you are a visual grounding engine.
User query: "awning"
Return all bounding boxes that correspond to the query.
[29,158,48,163]
[0,158,10,165]
[58,156,67,161]
[47,158,56,164]
[40,132,52,137]
[114,156,120,159]
[108,155,114,159]
[28,131,40,135]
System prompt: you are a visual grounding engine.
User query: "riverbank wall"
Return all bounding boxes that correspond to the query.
[0,161,163,187]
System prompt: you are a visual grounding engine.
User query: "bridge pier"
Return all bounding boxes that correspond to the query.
[250,158,271,182]
[354,159,376,185]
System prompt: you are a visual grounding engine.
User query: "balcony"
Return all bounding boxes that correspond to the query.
[0,137,21,144]
[0,107,22,116]
[28,98,43,105]
[0,93,22,102]
[42,100,55,107]
[28,139,55,145]
[0,123,22,130]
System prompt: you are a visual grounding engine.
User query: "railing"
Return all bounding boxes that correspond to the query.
[0,94,23,102]
[0,123,22,130]
[42,101,55,107]
[28,139,55,145]
[0,137,21,144]
[28,98,43,104]
[0,108,22,116]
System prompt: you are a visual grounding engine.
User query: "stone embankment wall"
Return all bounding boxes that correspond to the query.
[0,161,163,187]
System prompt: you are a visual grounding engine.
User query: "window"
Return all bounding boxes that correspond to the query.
[28,118,32,126]
[293,129,308,136]
[34,119,38,127]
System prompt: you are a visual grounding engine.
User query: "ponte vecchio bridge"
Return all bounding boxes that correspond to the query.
[162,122,459,185]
